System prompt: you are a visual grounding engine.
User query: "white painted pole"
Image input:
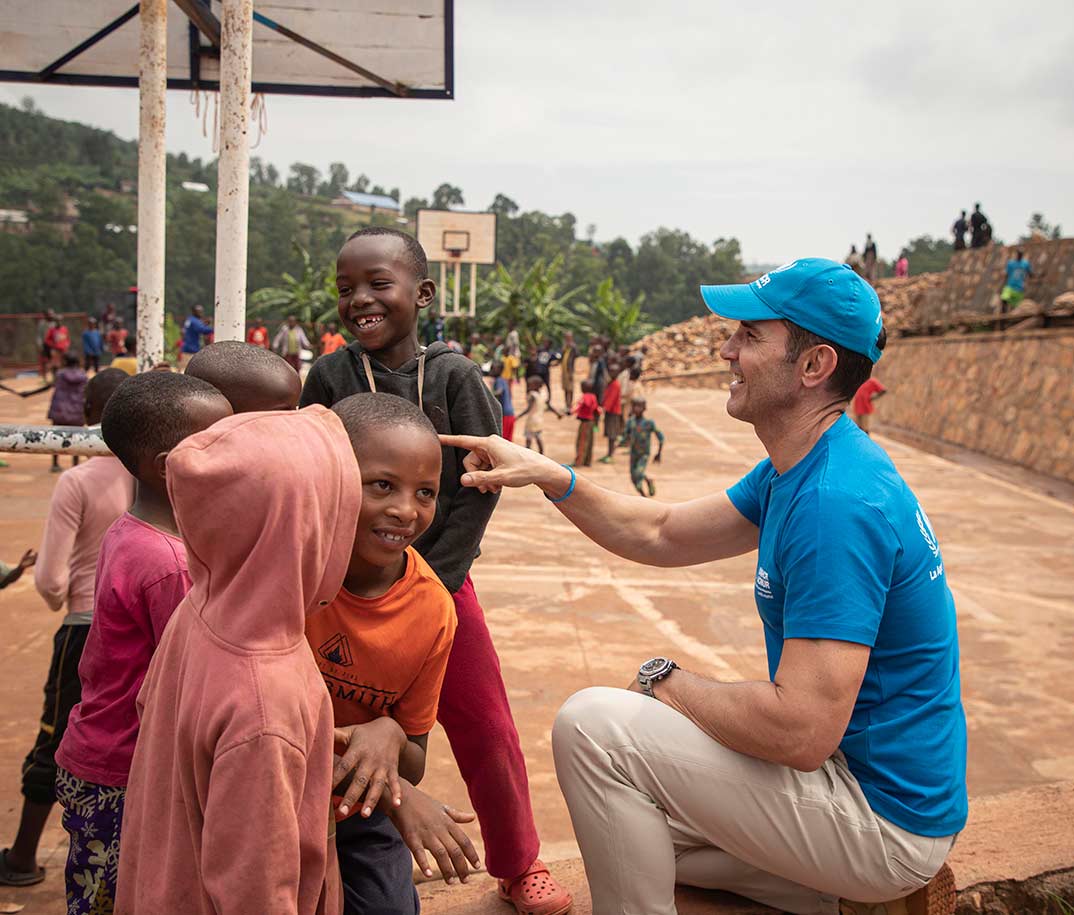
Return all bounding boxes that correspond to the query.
[453,260,461,315]
[213,0,254,342]
[136,0,167,371]
[469,263,477,317]
[439,262,447,315]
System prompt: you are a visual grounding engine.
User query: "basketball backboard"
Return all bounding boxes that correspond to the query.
[415,209,497,317]
[416,209,497,264]
[0,0,453,98]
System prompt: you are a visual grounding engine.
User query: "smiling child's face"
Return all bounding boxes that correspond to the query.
[349,424,441,575]
[335,235,435,366]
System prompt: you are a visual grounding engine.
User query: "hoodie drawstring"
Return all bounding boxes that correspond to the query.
[360,350,425,413]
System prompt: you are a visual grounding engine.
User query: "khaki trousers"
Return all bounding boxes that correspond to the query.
[552,687,955,915]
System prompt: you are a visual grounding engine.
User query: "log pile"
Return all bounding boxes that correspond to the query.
[636,313,736,376]
[873,273,946,331]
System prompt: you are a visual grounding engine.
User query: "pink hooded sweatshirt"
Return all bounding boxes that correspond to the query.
[116,407,360,915]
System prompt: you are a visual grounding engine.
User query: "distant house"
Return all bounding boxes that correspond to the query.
[0,209,30,234]
[332,190,401,214]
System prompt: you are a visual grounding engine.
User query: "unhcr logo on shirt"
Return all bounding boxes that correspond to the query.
[756,567,774,600]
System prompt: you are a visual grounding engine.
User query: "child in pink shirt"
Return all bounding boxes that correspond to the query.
[54,372,232,915]
[0,369,131,890]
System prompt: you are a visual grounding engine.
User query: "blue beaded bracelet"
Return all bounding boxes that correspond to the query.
[546,464,577,504]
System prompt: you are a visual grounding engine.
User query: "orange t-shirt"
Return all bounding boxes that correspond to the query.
[306,547,456,735]
[321,332,347,355]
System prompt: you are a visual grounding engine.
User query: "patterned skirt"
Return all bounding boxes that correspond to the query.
[55,766,125,915]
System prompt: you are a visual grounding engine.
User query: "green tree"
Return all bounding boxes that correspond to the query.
[479,255,583,348]
[286,163,321,196]
[403,196,428,220]
[431,183,464,210]
[901,235,954,275]
[319,162,350,198]
[489,194,519,217]
[248,242,336,327]
[1023,213,1062,241]
[574,277,655,346]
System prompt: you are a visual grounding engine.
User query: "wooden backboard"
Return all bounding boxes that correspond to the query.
[0,0,453,99]
[416,209,496,264]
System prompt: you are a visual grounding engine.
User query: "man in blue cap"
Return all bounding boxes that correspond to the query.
[440,258,966,915]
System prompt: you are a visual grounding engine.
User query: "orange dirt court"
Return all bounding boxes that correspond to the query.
[2,380,1072,913]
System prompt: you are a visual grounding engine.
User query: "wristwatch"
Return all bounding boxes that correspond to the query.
[637,657,678,698]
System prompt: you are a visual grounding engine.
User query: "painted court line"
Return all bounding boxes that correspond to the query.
[654,403,751,463]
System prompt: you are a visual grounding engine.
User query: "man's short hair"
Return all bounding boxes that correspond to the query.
[101,372,227,477]
[331,392,438,456]
[345,226,428,279]
[783,320,888,402]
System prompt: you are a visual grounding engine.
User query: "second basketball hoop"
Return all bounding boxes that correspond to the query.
[416,209,497,317]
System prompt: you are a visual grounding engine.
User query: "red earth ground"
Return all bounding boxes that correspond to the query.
[1,374,1072,914]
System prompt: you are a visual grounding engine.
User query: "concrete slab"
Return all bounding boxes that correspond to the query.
[2,376,1072,914]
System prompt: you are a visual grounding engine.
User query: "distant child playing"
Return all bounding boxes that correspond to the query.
[572,379,601,467]
[618,396,665,497]
[490,361,516,441]
[314,393,478,913]
[517,375,562,455]
[116,406,359,915]
[54,372,232,915]
[82,317,103,372]
[321,320,347,355]
[46,353,88,472]
[301,227,573,914]
[598,357,623,464]
[0,369,132,890]
[185,340,302,413]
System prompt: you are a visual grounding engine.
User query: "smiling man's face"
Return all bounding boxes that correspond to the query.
[719,319,798,425]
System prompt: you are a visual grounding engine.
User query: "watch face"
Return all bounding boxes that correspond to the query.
[640,657,669,677]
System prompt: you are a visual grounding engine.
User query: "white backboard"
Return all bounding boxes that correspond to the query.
[416,209,497,265]
[0,1,453,98]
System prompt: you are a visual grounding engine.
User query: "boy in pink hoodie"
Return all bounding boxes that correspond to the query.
[115,406,361,915]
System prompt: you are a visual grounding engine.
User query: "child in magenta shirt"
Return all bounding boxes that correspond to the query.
[54,372,232,915]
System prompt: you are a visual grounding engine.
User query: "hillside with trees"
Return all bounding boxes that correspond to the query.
[0,99,746,339]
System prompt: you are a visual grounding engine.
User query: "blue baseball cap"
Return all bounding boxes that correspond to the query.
[699,258,884,363]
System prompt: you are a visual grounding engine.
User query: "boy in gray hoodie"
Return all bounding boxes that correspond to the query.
[301,228,572,915]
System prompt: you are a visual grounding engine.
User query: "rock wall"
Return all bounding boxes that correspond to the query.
[875,329,1074,483]
[918,238,1074,324]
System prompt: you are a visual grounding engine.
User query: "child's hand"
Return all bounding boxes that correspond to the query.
[18,549,37,571]
[390,783,480,884]
[333,717,407,817]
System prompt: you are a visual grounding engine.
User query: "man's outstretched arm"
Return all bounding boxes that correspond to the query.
[440,433,758,567]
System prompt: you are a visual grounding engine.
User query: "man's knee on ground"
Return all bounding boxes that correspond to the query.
[552,686,630,758]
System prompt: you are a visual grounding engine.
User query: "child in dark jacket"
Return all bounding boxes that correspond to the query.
[47,354,88,472]
[300,227,572,915]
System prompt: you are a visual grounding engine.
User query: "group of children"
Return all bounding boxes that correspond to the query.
[485,335,666,497]
[37,309,133,382]
[5,227,577,915]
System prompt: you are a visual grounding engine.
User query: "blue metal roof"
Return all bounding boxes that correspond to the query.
[340,190,401,210]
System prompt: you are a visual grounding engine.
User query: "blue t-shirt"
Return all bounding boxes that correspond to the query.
[492,376,514,416]
[727,414,967,837]
[181,316,213,354]
[1005,259,1031,292]
[82,329,103,356]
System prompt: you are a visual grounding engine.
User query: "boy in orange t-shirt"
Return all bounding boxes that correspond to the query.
[320,321,347,356]
[308,392,477,915]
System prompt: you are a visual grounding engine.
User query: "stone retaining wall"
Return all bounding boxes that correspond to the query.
[875,329,1074,483]
[919,239,1074,323]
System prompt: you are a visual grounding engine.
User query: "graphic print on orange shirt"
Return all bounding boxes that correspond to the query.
[305,546,457,735]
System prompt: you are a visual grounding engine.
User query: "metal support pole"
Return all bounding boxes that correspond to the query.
[0,425,110,457]
[439,262,447,315]
[469,263,477,318]
[213,0,254,342]
[136,0,167,372]
[453,261,461,315]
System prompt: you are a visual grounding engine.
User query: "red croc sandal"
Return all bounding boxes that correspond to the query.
[497,859,573,915]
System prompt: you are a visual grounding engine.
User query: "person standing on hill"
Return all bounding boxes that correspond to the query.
[894,253,910,278]
[951,211,968,251]
[845,245,865,278]
[863,235,879,285]
[970,203,990,249]
[1000,250,1033,314]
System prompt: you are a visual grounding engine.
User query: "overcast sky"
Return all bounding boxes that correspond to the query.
[4,0,1073,265]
